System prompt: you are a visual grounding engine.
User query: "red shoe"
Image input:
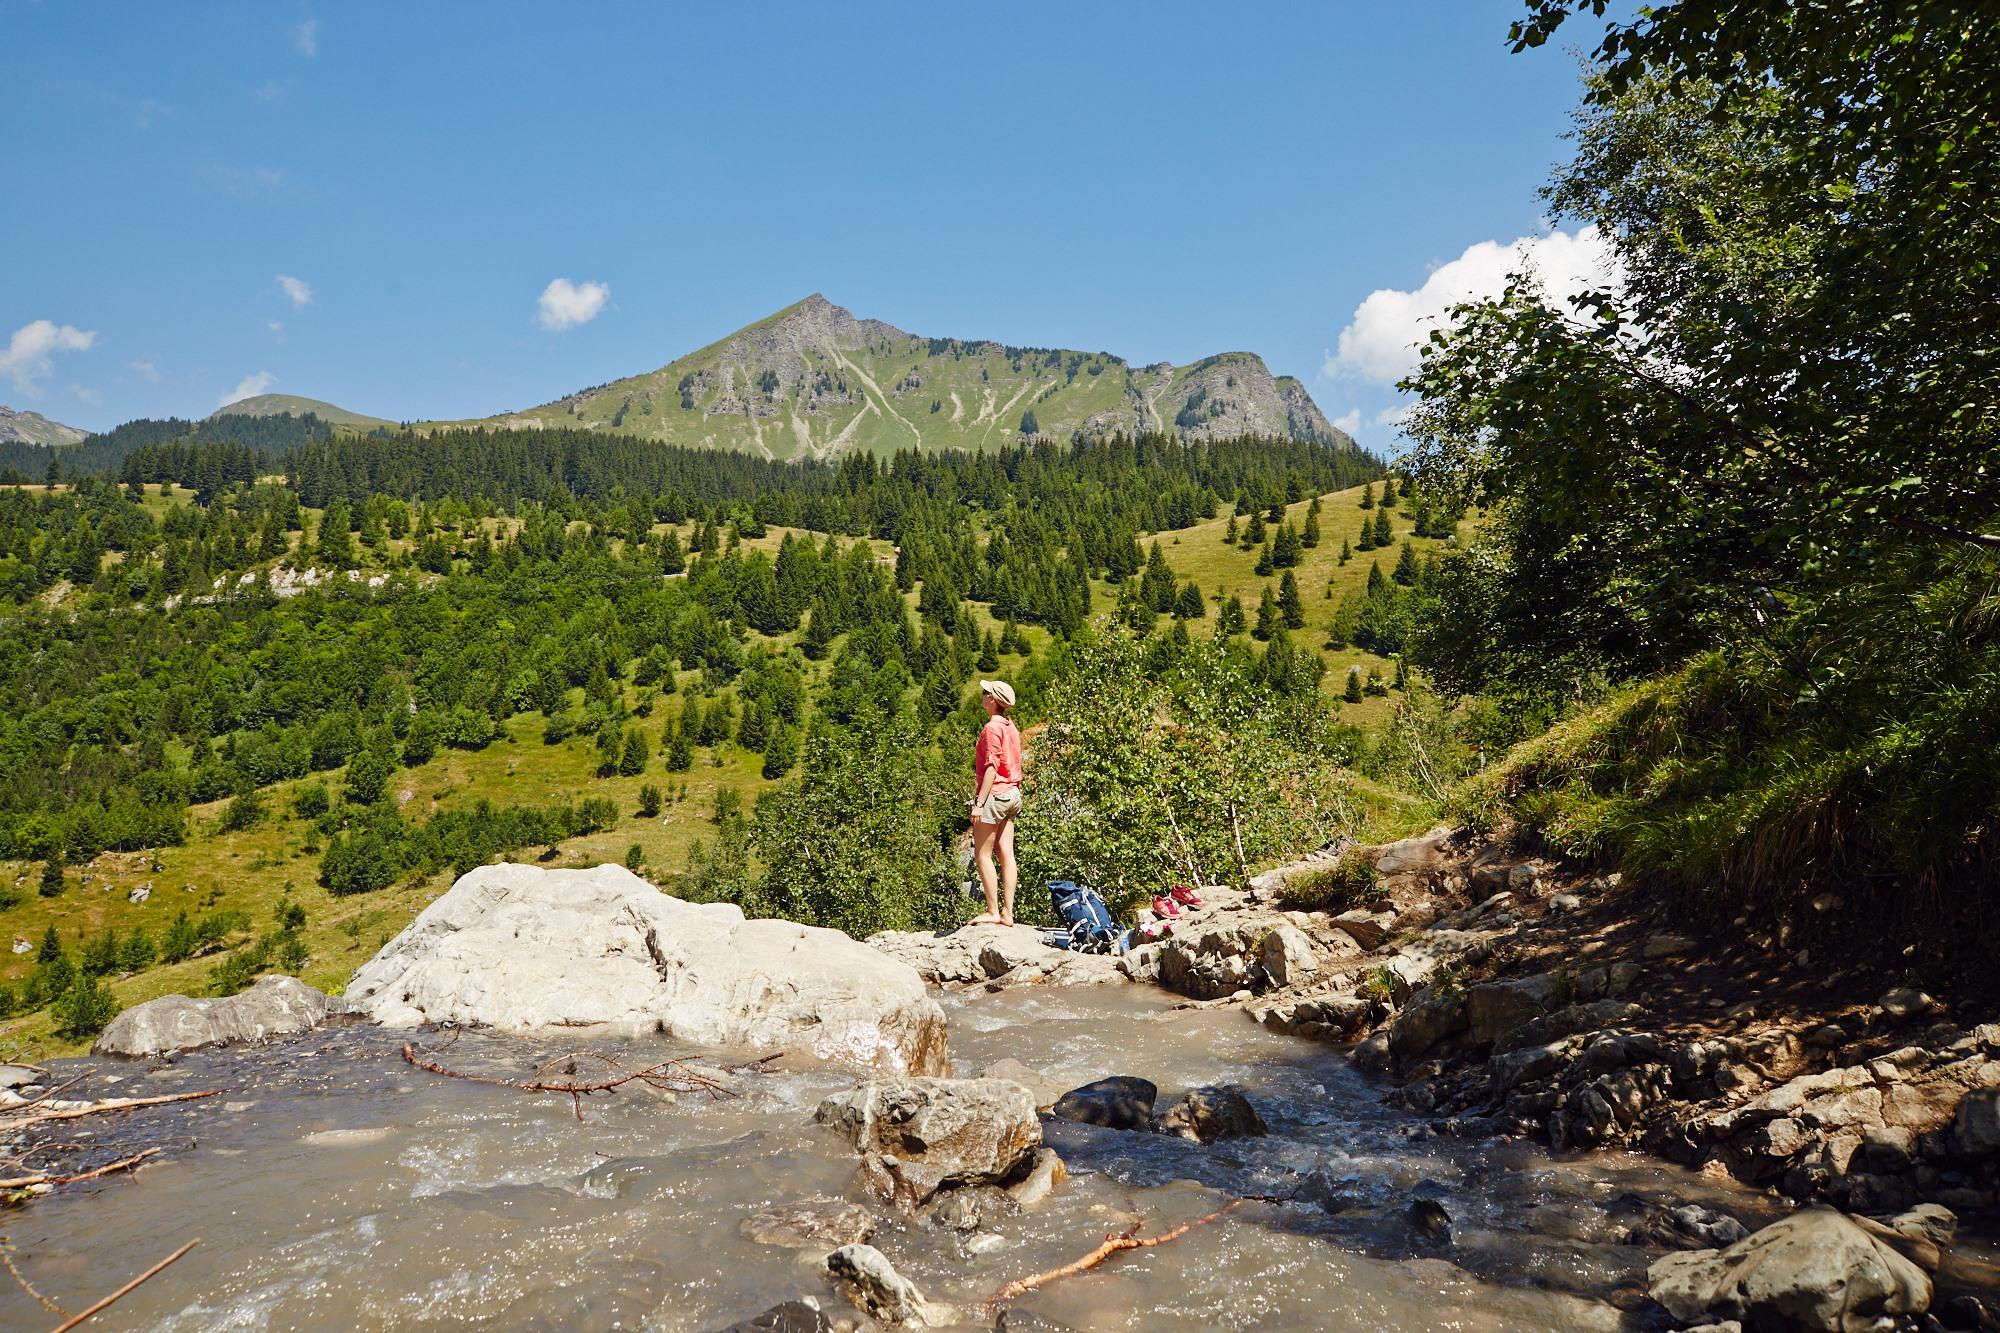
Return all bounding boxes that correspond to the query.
[1151,894,1181,919]
[1170,883,1204,908]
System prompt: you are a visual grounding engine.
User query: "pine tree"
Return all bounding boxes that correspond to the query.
[38,858,63,898]
[1338,536,1353,564]
[1343,667,1364,703]
[1381,475,1400,508]
[1393,539,1420,586]
[1253,586,1280,641]
[1244,508,1267,545]
[1254,542,1275,577]
[618,726,650,776]
[1359,482,1375,510]
[1366,561,1387,594]
[665,725,695,772]
[1372,508,1393,547]
[1278,570,1305,629]
[638,783,663,817]
[761,720,798,779]
[659,527,686,575]
[1272,522,1301,568]
[1223,514,1238,544]
[1173,580,1206,619]
[1365,665,1388,696]
[1302,504,1321,548]
[976,631,1000,672]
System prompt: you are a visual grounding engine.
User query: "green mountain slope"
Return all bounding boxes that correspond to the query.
[213,393,393,430]
[437,294,1349,459]
[0,404,88,446]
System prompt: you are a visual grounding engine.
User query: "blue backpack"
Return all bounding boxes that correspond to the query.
[1048,880,1119,953]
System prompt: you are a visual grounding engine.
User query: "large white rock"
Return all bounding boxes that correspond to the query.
[343,864,948,1075]
[1648,1206,1932,1332]
[95,975,329,1057]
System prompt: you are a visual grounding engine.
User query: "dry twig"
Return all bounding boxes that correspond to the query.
[985,1198,1248,1309]
[0,1237,66,1317]
[400,1042,738,1120]
[2,1089,221,1131]
[0,1148,163,1192]
[49,1237,198,1332]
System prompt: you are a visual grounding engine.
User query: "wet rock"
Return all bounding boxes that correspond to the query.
[1006,1150,1067,1208]
[1258,924,1318,988]
[1158,922,1266,1000]
[346,863,948,1075]
[1493,1040,1568,1092]
[1406,1199,1451,1242]
[0,1064,45,1093]
[740,1198,876,1249]
[1050,1076,1157,1132]
[920,1185,1013,1233]
[709,1300,833,1333]
[822,1244,950,1326]
[94,975,328,1057]
[1937,1295,2000,1331]
[1352,1031,1392,1072]
[1623,1203,1750,1250]
[1154,1084,1268,1143]
[815,1077,1039,1206]
[1647,1206,1932,1332]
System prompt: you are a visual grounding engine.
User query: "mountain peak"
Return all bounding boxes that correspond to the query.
[0,404,88,447]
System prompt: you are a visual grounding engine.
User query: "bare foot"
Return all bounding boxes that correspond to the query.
[999,915,1016,927]
[968,913,1002,926]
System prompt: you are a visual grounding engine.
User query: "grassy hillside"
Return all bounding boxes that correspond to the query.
[214,394,393,430]
[425,295,1347,459]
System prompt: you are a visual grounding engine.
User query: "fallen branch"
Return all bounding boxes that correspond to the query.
[49,1237,198,1332]
[985,1198,1247,1309]
[0,1148,163,1192]
[1,1236,67,1317]
[400,1042,737,1121]
[2,1089,222,1130]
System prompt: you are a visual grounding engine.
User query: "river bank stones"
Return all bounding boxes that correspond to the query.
[1155,1084,1268,1143]
[815,1076,1040,1207]
[94,974,329,1057]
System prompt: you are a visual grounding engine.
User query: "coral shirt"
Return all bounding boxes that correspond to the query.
[975,716,1023,787]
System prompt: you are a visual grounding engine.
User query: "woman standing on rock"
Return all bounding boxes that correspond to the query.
[969,679,1023,926]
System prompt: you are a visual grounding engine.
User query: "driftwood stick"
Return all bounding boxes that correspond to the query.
[400,1042,737,1121]
[4,1089,222,1129]
[985,1198,1246,1309]
[48,1237,198,1333]
[0,1237,67,1317]
[0,1148,163,1192]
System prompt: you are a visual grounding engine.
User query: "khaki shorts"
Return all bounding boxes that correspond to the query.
[974,786,1022,824]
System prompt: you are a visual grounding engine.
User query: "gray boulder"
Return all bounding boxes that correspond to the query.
[344,863,947,1076]
[1050,1075,1157,1131]
[1389,987,1468,1060]
[1950,1086,2000,1157]
[1465,974,1557,1045]
[94,975,328,1057]
[1155,1084,1268,1142]
[822,1244,951,1326]
[1258,924,1319,988]
[1648,1206,1932,1332]
[739,1197,875,1249]
[814,1077,1040,1206]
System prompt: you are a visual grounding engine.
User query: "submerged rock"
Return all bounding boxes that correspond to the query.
[815,1077,1040,1206]
[740,1198,876,1249]
[822,1244,951,1326]
[1050,1076,1157,1131]
[1647,1206,1932,1332]
[344,863,948,1075]
[708,1301,832,1333]
[94,975,328,1057]
[1155,1085,1268,1143]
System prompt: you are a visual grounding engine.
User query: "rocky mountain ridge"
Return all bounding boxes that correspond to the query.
[443,294,1350,460]
[0,404,87,447]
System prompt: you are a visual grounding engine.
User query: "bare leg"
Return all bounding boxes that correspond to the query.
[998,815,1018,925]
[971,816,1002,924]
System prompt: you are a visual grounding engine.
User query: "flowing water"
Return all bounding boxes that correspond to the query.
[1,987,1814,1330]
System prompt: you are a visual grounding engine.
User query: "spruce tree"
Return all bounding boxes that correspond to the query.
[1392,656,1409,691]
[1254,542,1275,577]
[1223,514,1238,544]
[977,631,1000,672]
[1278,570,1305,629]
[1359,482,1375,510]
[1356,521,1375,553]
[761,721,798,779]
[665,726,695,772]
[1366,561,1387,594]
[36,925,60,963]
[1174,580,1206,619]
[1302,504,1321,548]
[1141,542,1177,612]
[1343,667,1364,703]
[1253,586,1280,641]
[1372,508,1393,547]
[1393,539,1420,586]
[659,527,686,575]
[1272,522,1301,568]
[1265,498,1286,524]
[737,698,770,752]
[1339,536,1353,564]
[1218,595,1247,636]
[38,858,63,898]
[1244,509,1267,545]
[1382,475,1400,508]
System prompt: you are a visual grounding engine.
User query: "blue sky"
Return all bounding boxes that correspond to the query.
[1,2,1610,449]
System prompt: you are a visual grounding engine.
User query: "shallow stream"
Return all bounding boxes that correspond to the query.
[4,987,1830,1330]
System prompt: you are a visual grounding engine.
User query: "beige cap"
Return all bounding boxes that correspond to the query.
[979,679,1016,708]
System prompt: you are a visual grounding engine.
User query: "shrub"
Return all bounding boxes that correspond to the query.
[1279,849,1379,913]
[54,974,119,1040]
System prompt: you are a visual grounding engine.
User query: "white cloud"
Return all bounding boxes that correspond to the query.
[1325,225,1623,386]
[295,18,318,56]
[69,384,104,406]
[219,371,276,407]
[534,277,610,332]
[128,359,162,383]
[276,273,313,309]
[1331,409,1361,436]
[0,320,99,394]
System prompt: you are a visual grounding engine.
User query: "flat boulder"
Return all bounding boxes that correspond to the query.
[815,1077,1039,1205]
[94,975,328,1057]
[344,864,947,1075]
[1050,1075,1158,1131]
[1648,1206,1932,1332]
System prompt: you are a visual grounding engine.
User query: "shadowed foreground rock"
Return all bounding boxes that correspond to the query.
[344,863,948,1075]
[94,975,328,1057]
[1648,1206,1933,1331]
[1050,1075,1158,1131]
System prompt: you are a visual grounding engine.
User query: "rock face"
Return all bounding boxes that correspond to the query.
[865,923,1123,990]
[94,976,328,1057]
[814,1077,1040,1205]
[344,864,947,1075]
[1648,1207,1933,1332]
